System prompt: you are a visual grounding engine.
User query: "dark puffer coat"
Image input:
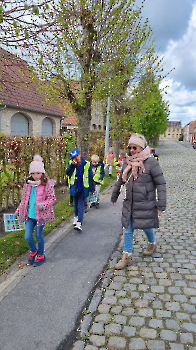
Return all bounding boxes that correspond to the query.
[111,156,166,229]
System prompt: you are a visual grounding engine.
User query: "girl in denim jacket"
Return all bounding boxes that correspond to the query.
[16,155,56,266]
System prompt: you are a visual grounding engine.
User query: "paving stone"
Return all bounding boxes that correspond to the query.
[169,344,184,350]
[165,301,180,311]
[123,283,136,291]
[113,315,127,325]
[102,296,117,304]
[184,287,196,296]
[91,323,104,335]
[118,298,132,306]
[140,328,157,339]
[173,294,187,302]
[90,335,106,347]
[105,323,121,335]
[110,306,122,314]
[152,300,163,308]
[105,289,115,296]
[145,278,157,285]
[180,333,193,344]
[129,338,146,350]
[182,322,196,332]
[122,307,135,316]
[129,316,145,326]
[98,304,111,313]
[148,340,165,350]
[94,314,110,324]
[138,308,153,317]
[143,272,153,278]
[108,337,126,349]
[85,346,98,350]
[149,319,163,328]
[131,292,140,298]
[115,290,126,297]
[138,284,149,291]
[159,278,172,286]
[156,310,171,318]
[170,273,182,280]
[109,282,122,290]
[160,330,177,341]
[129,277,143,284]
[114,276,127,283]
[128,271,139,276]
[135,299,148,307]
[151,285,164,293]
[166,319,180,330]
[190,296,196,304]
[175,312,190,320]
[168,286,181,294]
[143,293,156,300]
[181,303,196,313]
[123,326,136,337]
[159,294,171,301]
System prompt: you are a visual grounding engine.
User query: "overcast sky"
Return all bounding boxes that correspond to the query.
[135,0,196,127]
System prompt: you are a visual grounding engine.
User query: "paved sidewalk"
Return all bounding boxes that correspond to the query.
[72,140,196,350]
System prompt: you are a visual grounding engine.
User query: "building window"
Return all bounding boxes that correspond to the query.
[168,128,171,132]
[177,128,179,132]
[173,128,175,132]
[172,134,174,138]
[92,124,96,130]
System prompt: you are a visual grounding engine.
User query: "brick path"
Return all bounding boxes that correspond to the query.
[72,140,196,350]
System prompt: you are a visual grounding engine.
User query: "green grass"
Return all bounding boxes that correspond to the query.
[0,169,117,275]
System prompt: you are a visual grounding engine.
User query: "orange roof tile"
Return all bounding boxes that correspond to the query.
[0,48,64,117]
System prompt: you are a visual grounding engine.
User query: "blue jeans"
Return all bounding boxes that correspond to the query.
[25,218,45,255]
[124,217,155,253]
[74,192,84,223]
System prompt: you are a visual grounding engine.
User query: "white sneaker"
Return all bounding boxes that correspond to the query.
[73,216,78,226]
[74,222,82,231]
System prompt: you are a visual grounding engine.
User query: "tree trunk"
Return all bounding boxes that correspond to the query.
[76,102,92,160]
[113,137,121,158]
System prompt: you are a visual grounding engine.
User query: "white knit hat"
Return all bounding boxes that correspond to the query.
[128,134,147,149]
[29,155,45,174]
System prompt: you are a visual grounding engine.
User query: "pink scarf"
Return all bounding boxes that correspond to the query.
[122,146,151,181]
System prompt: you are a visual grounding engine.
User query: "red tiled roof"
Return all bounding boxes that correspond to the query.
[0,48,64,117]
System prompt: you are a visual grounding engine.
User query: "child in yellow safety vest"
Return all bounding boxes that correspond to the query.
[114,150,126,181]
[91,154,105,207]
[103,146,116,179]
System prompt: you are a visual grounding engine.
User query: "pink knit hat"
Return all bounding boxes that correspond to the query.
[29,155,45,174]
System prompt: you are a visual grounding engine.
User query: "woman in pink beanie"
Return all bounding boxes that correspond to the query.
[16,155,56,266]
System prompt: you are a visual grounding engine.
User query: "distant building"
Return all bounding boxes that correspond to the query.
[182,120,196,142]
[160,121,182,140]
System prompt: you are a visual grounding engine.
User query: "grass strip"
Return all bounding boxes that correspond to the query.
[0,169,117,275]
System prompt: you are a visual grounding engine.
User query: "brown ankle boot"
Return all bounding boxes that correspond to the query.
[143,242,157,256]
[115,252,132,270]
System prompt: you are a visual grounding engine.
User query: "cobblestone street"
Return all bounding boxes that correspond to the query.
[73,140,196,350]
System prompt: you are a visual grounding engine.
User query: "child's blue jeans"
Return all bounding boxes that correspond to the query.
[74,192,84,223]
[124,217,155,253]
[25,218,45,255]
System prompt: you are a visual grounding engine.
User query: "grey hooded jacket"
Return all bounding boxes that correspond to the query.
[111,156,166,229]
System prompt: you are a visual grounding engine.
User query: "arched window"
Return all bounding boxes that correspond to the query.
[92,124,96,130]
[98,125,101,130]
[42,117,53,136]
[11,112,29,136]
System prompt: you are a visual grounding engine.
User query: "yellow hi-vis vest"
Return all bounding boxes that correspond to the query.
[69,161,90,188]
[93,165,104,185]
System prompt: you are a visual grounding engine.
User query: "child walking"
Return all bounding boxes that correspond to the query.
[103,146,116,178]
[91,154,105,207]
[16,155,56,266]
[114,150,126,181]
[66,148,94,231]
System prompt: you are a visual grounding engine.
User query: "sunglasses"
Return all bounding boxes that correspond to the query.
[128,146,137,150]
